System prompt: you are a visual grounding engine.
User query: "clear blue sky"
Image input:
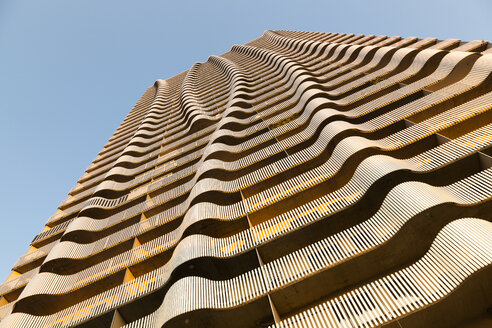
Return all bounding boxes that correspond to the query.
[0,0,491,281]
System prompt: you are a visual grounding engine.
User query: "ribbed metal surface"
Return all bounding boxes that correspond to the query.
[0,30,491,328]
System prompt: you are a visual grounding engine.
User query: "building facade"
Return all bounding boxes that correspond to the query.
[1,30,492,328]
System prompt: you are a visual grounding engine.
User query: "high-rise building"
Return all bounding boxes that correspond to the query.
[1,30,492,328]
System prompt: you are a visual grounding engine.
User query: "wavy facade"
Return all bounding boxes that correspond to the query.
[1,30,492,328]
